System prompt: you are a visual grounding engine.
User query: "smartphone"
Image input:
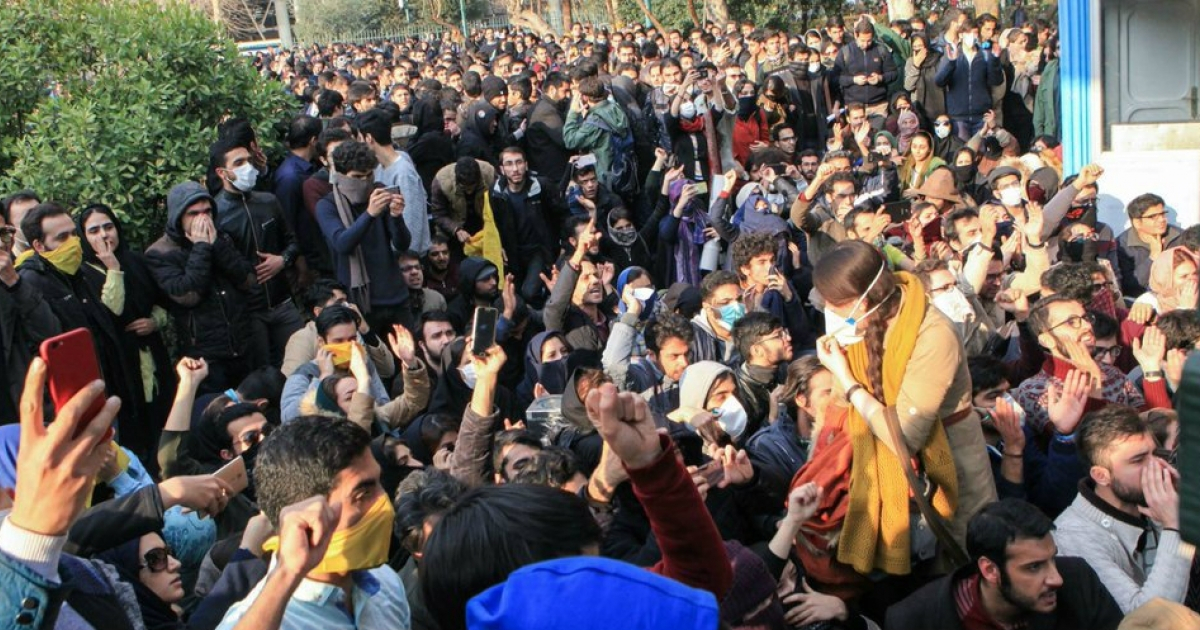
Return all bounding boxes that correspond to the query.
[698,460,724,486]
[471,307,498,356]
[884,200,913,223]
[384,185,403,195]
[39,328,107,438]
[213,456,249,495]
[692,181,709,195]
[0,226,14,251]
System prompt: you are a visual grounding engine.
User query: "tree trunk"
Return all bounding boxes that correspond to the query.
[685,0,700,27]
[888,0,915,21]
[708,0,728,28]
[974,0,1001,17]
[560,0,572,32]
[509,10,555,37]
[630,0,665,35]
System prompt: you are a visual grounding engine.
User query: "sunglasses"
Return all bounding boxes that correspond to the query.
[236,423,274,449]
[140,546,175,573]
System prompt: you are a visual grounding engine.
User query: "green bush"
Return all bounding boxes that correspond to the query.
[0,0,295,249]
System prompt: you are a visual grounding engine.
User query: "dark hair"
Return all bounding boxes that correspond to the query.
[966,499,1055,569]
[355,107,394,145]
[1090,309,1119,341]
[492,430,544,480]
[286,115,324,150]
[507,76,532,101]
[779,356,828,420]
[238,367,286,409]
[316,90,345,117]
[1026,294,1080,338]
[462,71,482,97]
[942,207,979,245]
[254,415,372,527]
[304,278,349,314]
[509,447,581,489]
[421,484,602,630]
[1178,225,1200,253]
[645,313,694,353]
[731,311,782,361]
[394,469,468,554]
[1126,193,1165,220]
[578,76,606,101]
[1078,405,1148,469]
[454,156,482,186]
[967,355,1010,395]
[700,270,740,302]
[821,171,857,197]
[543,71,570,91]
[1155,309,1200,350]
[730,231,776,277]
[813,241,898,395]
[331,140,378,173]
[21,202,71,247]
[315,304,360,339]
[1,190,40,223]
[1041,263,1095,302]
[215,402,263,441]
[418,310,456,340]
[346,80,377,105]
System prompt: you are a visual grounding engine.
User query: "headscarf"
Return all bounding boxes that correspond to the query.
[668,179,711,286]
[516,331,569,410]
[896,111,920,154]
[77,204,164,328]
[1149,247,1200,313]
[95,537,185,630]
[428,338,520,422]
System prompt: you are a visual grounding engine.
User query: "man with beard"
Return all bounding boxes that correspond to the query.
[445,256,501,333]
[545,224,610,352]
[423,234,458,302]
[1014,296,1172,437]
[886,499,1123,629]
[527,72,572,184]
[730,312,792,443]
[1054,406,1197,613]
[491,146,563,307]
[416,310,456,380]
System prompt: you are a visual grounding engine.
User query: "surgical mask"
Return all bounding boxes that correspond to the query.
[934,124,951,139]
[999,187,1024,207]
[663,83,679,97]
[631,287,655,302]
[713,396,748,440]
[823,261,888,347]
[808,62,822,73]
[931,287,974,323]
[680,100,697,119]
[962,34,977,49]
[263,494,394,574]
[230,163,259,193]
[822,58,835,68]
[714,302,746,330]
[459,362,478,388]
[978,393,1026,427]
[333,173,374,205]
[42,235,84,276]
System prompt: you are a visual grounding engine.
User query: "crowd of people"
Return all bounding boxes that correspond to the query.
[1,3,1198,629]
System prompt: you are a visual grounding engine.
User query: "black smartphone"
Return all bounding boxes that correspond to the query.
[471,307,498,356]
[884,200,913,223]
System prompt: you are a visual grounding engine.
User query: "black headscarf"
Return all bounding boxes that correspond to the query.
[427,338,521,422]
[95,537,185,630]
[408,96,456,191]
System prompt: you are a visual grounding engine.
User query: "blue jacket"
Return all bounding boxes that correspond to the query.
[315,191,412,308]
[934,50,1003,118]
[989,424,1086,519]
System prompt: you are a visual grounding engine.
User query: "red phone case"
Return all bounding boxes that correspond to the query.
[39,328,107,437]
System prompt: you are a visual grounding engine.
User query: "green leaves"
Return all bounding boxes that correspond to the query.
[0,0,294,249]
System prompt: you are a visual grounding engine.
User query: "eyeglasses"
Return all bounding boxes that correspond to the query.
[1091,345,1122,360]
[140,546,175,573]
[1048,312,1095,332]
[756,329,790,345]
[1138,212,1168,221]
[236,424,274,449]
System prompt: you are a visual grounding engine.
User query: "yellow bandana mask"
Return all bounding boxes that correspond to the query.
[263,493,394,574]
[323,342,355,370]
[42,235,84,276]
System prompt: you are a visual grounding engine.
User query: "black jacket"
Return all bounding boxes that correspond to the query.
[213,188,297,309]
[146,182,257,360]
[490,175,562,264]
[885,557,1124,630]
[526,96,571,184]
[834,41,899,106]
[0,276,59,415]
[733,362,778,445]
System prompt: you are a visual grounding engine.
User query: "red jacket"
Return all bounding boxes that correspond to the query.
[732,109,770,168]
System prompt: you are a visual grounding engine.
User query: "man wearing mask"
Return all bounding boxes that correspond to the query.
[491,147,563,307]
[834,19,897,117]
[935,19,1004,140]
[917,259,990,356]
[690,270,744,365]
[281,279,398,380]
[211,138,305,369]
[527,73,573,184]
[731,313,792,443]
[1116,193,1183,297]
[314,141,413,335]
[148,183,258,393]
[215,416,411,629]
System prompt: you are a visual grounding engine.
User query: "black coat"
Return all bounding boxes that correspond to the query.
[526,96,572,184]
[885,557,1124,630]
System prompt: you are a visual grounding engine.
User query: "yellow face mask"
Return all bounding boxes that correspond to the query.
[42,235,84,276]
[323,342,354,370]
[263,493,394,575]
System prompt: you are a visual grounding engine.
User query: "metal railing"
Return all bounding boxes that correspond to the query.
[306,13,610,46]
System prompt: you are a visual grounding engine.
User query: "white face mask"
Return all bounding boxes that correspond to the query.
[663,83,679,97]
[999,187,1024,207]
[961,34,977,50]
[932,287,975,323]
[631,287,655,302]
[230,163,259,193]
[459,363,478,388]
[808,62,822,73]
[823,261,889,347]
[714,395,748,440]
[934,124,951,139]
[680,100,697,119]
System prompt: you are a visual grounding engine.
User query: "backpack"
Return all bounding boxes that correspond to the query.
[584,114,640,199]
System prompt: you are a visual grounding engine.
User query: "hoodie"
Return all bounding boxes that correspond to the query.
[562,99,631,192]
[458,101,502,163]
[145,182,257,360]
[446,256,498,332]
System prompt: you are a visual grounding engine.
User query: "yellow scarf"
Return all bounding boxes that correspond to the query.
[41,236,84,276]
[837,271,958,576]
[262,494,394,575]
[463,191,506,289]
